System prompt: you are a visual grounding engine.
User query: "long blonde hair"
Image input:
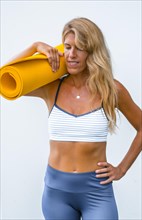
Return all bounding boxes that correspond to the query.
[62,17,118,132]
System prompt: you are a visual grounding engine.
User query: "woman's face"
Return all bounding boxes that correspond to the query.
[64,32,88,75]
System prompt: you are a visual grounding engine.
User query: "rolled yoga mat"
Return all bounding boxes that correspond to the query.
[0,44,67,100]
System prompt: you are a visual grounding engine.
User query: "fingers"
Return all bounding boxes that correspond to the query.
[96,171,114,185]
[36,42,64,72]
[96,162,115,185]
[99,176,114,185]
[47,48,63,72]
[97,161,109,168]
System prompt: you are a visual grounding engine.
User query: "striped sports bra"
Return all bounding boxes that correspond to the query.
[48,77,109,142]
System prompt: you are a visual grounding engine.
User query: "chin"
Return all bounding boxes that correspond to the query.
[67,67,83,75]
[68,71,79,75]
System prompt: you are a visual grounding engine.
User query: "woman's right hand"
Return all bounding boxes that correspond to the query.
[35,42,63,72]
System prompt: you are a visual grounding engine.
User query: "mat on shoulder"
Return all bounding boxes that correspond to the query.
[0,44,67,100]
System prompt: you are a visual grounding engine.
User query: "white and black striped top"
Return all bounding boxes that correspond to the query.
[48,78,109,142]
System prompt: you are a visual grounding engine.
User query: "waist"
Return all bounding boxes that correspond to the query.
[44,165,112,193]
[48,141,107,172]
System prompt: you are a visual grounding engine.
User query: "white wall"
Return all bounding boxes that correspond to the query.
[1,1,141,219]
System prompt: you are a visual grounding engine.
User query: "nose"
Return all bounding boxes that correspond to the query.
[69,47,77,58]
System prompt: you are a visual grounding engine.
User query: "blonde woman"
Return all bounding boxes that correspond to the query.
[8,18,141,220]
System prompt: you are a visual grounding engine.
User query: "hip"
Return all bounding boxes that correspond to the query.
[44,165,113,193]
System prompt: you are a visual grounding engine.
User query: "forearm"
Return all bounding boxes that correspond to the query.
[118,130,142,176]
[7,41,63,72]
[8,42,39,63]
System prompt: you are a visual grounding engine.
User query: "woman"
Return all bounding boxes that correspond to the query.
[8,18,141,220]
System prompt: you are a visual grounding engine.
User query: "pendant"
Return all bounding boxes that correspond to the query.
[76,95,80,99]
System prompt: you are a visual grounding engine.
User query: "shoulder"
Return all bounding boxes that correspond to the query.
[114,79,132,102]
[114,79,139,115]
[114,79,141,131]
[114,79,128,94]
[42,75,68,101]
[114,79,135,111]
[42,79,61,100]
[45,79,60,91]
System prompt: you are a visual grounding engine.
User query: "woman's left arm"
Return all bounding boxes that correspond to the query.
[96,80,142,184]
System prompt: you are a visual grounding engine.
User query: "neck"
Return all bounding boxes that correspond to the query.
[67,73,89,100]
[69,74,88,88]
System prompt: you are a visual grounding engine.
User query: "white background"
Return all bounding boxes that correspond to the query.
[1,1,141,220]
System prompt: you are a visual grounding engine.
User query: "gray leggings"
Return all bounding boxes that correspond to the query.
[42,165,118,220]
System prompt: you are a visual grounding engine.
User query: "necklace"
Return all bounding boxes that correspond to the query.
[71,77,82,99]
[76,95,80,99]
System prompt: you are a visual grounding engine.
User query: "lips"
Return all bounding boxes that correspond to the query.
[67,61,79,67]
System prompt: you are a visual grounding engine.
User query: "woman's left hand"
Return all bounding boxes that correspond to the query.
[95,162,124,184]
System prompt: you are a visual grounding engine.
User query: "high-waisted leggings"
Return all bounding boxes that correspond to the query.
[42,165,118,220]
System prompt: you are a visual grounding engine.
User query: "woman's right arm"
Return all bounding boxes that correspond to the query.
[9,41,63,72]
[8,42,39,63]
[8,42,63,99]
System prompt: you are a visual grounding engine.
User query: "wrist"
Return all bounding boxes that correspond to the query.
[117,165,127,177]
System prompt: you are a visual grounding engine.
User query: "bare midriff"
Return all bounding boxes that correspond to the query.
[48,141,107,173]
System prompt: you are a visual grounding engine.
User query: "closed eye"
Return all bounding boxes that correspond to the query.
[65,47,71,50]
[76,47,84,51]
[64,43,71,50]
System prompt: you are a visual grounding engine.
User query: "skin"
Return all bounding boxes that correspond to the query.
[10,33,142,184]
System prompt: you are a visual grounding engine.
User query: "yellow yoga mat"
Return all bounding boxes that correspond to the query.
[0,44,67,100]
